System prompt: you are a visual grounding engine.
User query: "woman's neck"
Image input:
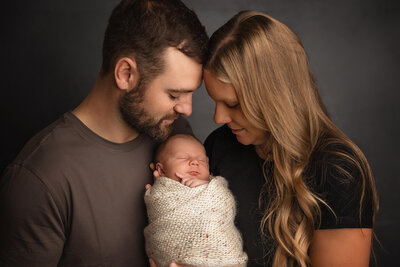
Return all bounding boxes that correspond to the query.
[254,136,273,161]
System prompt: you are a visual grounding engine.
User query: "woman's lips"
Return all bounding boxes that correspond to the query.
[231,128,244,135]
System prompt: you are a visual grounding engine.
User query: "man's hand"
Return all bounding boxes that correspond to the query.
[146,162,161,190]
[149,258,181,267]
[149,162,160,179]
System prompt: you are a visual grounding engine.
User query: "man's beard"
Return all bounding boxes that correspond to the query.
[119,79,178,142]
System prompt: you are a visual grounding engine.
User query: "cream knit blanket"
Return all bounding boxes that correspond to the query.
[144,176,248,267]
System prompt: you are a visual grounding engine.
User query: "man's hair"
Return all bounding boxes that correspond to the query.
[101,0,208,85]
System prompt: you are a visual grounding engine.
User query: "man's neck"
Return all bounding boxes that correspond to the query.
[72,74,139,143]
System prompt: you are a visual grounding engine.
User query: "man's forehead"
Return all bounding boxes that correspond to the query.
[160,47,203,89]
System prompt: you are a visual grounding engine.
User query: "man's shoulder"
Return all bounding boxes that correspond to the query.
[9,113,91,177]
[14,115,70,162]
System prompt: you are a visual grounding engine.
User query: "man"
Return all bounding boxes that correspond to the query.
[0,0,208,266]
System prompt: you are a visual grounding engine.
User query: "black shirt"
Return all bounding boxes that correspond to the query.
[204,125,373,267]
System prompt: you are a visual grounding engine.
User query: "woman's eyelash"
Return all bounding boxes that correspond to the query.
[226,103,239,109]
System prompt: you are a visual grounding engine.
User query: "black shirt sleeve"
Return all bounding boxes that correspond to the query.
[307,150,374,229]
[0,164,65,266]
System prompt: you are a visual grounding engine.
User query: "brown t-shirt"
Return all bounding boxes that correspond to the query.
[0,112,192,267]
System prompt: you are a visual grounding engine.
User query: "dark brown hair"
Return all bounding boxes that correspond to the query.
[101,0,208,84]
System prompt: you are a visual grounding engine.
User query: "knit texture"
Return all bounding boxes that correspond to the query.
[144,176,248,267]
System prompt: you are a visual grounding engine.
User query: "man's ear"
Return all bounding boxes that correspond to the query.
[155,162,165,177]
[114,57,139,91]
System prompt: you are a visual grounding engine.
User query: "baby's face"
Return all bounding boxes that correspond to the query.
[159,136,210,181]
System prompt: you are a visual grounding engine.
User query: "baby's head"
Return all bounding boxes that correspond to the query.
[155,134,210,182]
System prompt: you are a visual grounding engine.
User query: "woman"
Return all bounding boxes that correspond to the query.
[203,11,378,267]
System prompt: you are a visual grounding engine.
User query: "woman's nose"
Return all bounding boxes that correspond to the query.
[214,104,231,124]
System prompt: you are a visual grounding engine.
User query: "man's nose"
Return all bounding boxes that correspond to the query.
[214,104,231,124]
[174,95,192,116]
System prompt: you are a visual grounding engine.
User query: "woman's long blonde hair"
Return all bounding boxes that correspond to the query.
[205,11,378,266]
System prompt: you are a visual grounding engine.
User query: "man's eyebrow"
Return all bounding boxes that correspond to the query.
[167,89,195,94]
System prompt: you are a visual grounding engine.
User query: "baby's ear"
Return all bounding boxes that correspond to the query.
[155,162,165,177]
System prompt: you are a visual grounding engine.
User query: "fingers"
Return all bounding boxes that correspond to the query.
[150,162,160,179]
[153,169,160,179]
[181,177,197,188]
[149,162,155,171]
[149,258,157,267]
[180,177,191,187]
[177,173,208,188]
[175,172,184,179]
[169,263,180,267]
[145,184,151,190]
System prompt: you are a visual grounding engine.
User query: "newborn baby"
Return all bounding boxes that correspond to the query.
[154,133,211,188]
[144,134,247,267]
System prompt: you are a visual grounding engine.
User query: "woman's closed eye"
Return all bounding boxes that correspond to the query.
[225,102,240,109]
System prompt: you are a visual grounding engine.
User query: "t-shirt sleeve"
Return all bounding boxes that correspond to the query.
[309,158,374,230]
[0,164,65,266]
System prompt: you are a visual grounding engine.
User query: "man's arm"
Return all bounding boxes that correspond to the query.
[0,164,65,266]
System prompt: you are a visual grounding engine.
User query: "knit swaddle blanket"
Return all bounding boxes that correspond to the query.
[144,176,248,267]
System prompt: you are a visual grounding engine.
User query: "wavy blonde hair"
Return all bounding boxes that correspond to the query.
[205,11,378,266]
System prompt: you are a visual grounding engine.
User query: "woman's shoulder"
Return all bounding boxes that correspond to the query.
[308,141,361,183]
[306,140,374,229]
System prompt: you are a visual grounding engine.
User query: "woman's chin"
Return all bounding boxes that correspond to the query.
[235,135,251,146]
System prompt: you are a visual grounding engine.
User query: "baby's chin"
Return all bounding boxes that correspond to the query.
[197,173,210,181]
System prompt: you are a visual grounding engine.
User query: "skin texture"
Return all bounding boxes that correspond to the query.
[156,135,210,188]
[310,228,372,267]
[73,47,202,144]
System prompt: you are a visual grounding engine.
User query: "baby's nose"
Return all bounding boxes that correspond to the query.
[189,159,199,166]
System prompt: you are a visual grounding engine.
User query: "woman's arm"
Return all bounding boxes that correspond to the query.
[309,228,372,267]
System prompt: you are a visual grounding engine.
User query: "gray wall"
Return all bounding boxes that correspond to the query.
[1,0,398,265]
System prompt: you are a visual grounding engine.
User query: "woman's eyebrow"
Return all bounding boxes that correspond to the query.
[167,89,195,94]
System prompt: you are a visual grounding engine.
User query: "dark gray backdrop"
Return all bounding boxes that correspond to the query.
[1,0,398,265]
